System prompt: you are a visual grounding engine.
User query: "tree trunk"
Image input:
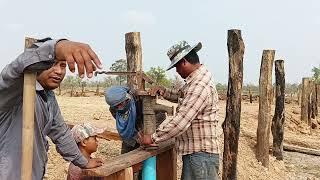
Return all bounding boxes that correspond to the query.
[256,50,275,168]
[271,60,285,160]
[222,29,245,180]
[301,78,311,123]
[125,32,143,90]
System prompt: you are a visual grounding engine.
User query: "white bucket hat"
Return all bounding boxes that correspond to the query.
[166,40,202,70]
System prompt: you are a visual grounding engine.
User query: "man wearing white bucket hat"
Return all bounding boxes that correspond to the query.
[140,40,221,180]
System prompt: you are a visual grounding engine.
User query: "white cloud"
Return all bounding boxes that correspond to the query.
[122,10,156,26]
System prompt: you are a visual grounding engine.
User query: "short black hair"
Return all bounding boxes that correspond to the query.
[183,49,200,64]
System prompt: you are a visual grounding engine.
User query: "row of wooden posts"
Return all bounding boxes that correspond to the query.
[222,29,320,180]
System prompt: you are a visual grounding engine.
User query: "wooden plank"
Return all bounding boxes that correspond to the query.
[222,29,245,180]
[256,49,275,167]
[157,147,177,180]
[21,37,37,180]
[83,167,133,180]
[82,140,175,177]
[271,60,285,160]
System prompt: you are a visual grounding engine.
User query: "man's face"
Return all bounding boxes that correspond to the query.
[36,61,66,90]
[175,58,188,79]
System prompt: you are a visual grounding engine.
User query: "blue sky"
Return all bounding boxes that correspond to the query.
[0,0,319,84]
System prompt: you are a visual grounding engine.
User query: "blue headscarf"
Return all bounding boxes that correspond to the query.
[105,86,137,140]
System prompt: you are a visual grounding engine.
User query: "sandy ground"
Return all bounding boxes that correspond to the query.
[44,96,320,180]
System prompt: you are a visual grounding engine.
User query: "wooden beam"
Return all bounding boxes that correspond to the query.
[82,140,175,177]
[222,29,245,180]
[243,131,320,156]
[256,49,275,167]
[284,144,320,156]
[271,60,285,160]
[21,37,37,180]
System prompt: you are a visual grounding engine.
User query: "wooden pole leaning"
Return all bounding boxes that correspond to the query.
[21,37,38,180]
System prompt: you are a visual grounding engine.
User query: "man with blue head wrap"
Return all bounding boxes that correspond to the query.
[105,86,143,153]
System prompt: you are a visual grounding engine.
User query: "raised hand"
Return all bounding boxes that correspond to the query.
[55,40,102,78]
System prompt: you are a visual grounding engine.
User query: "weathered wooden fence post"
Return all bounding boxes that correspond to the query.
[249,89,253,103]
[310,81,316,120]
[21,37,37,180]
[96,83,100,96]
[256,49,275,167]
[297,88,301,105]
[271,60,285,160]
[222,29,245,180]
[125,32,143,90]
[301,78,311,123]
[316,84,320,116]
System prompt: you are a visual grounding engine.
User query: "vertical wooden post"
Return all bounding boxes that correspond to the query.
[297,88,301,105]
[309,81,316,120]
[142,96,156,135]
[21,37,37,180]
[222,29,245,180]
[316,84,320,116]
[301,78,311,123]
[157,148,177,180]
[125,32,143,90]
[256,49,275,167]
[271,60,285,160]
[249,89,253,103]
[58,85,61,96]
[96,83,100,96]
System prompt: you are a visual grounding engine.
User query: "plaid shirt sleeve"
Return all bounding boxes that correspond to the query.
[152,84,208,143]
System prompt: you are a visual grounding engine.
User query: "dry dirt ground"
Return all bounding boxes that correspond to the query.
[44,96,320,180]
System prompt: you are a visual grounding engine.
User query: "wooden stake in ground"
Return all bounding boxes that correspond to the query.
[271,60,285,160]
[222,29,245,180]
[316,84,320,116]
[297,88,301,105]
[256,49,275,167]
[21,37,37,180]
[301,77,311,123]
[309,81,316,120]
[249,88,253,104]
[125,32,143,90]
